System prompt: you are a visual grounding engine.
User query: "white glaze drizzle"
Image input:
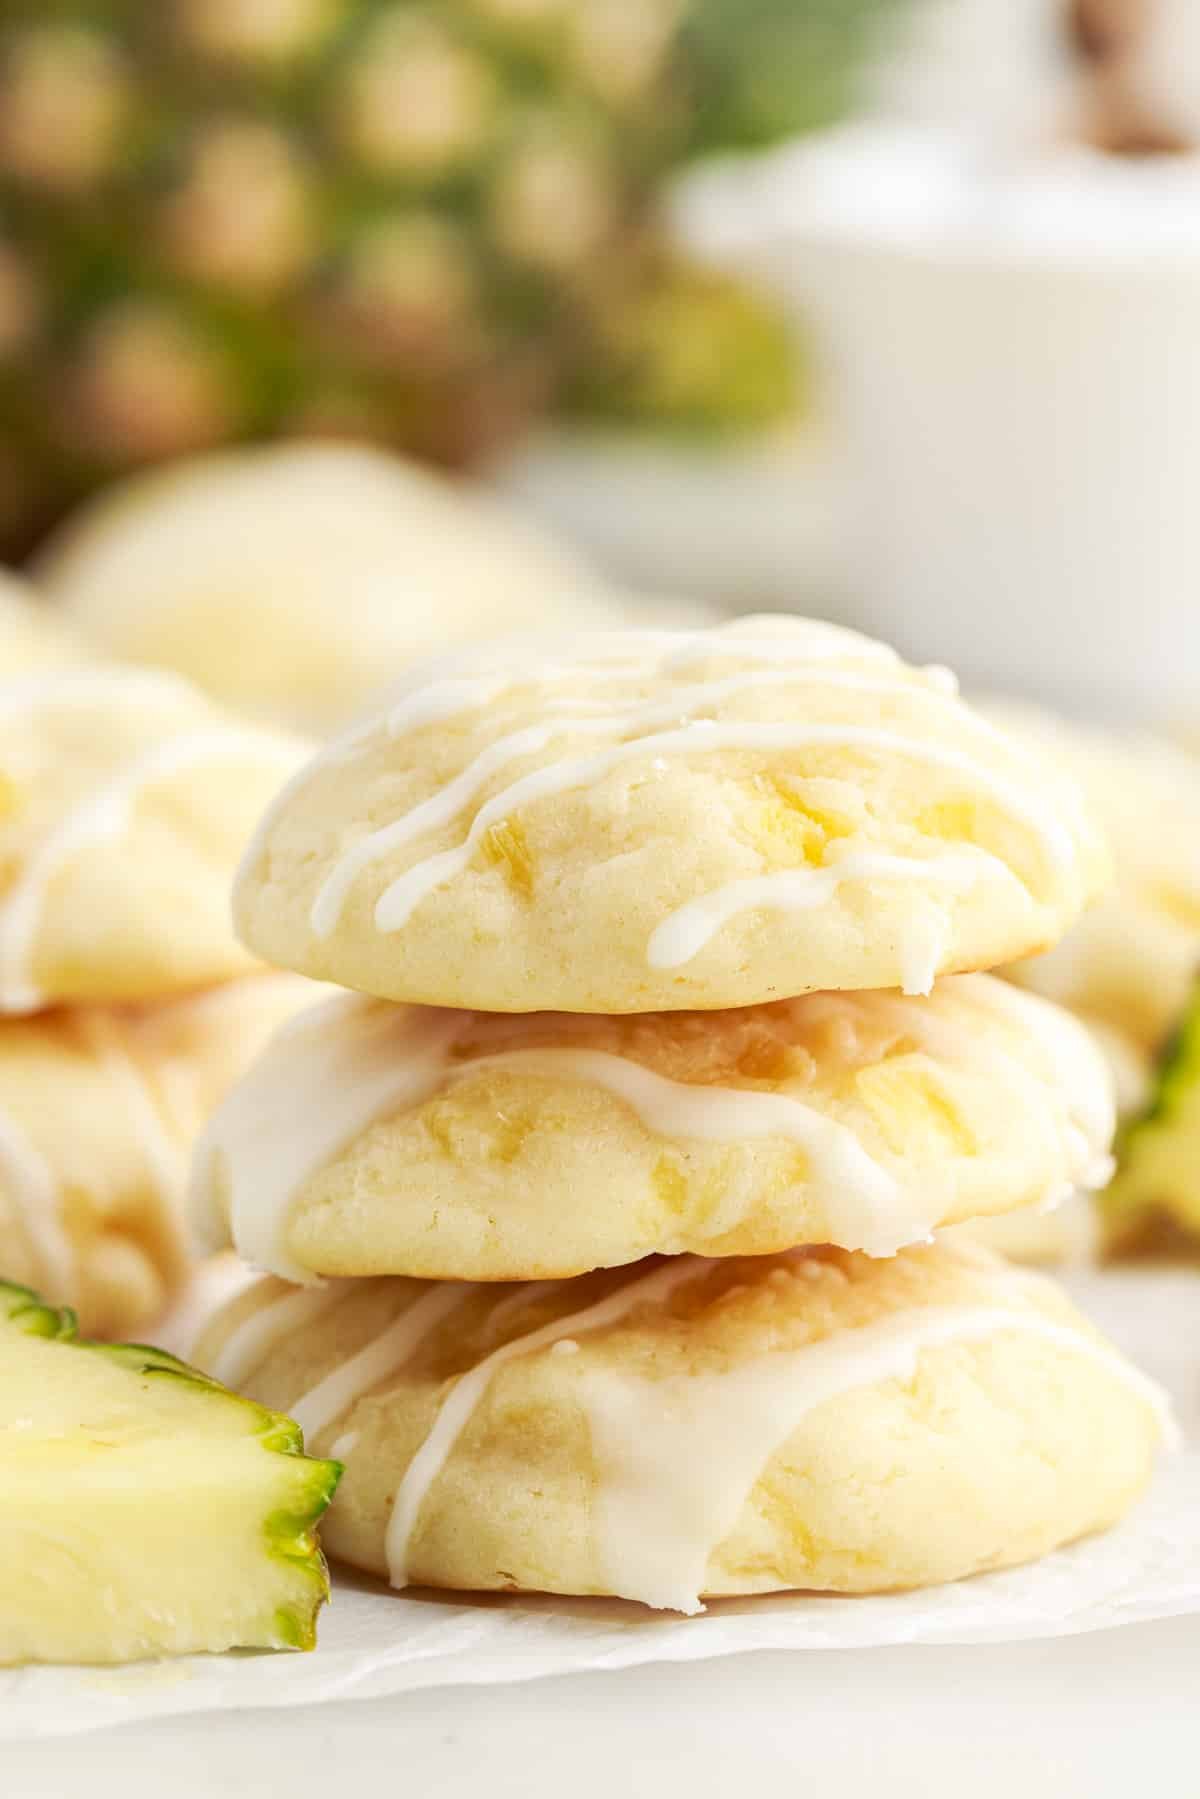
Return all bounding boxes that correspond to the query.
[370,719,1072,939]
[486,1280,560,1334]
[189,995,467,1283]
[658,624,903,671]
[193,993,952,1276]
[578,1301,1177,1613]
[0,724,297,1012]
[194,976,1116,1282]
[384,622,906,696]
[954,975,1116,1177]
[376,662,974,745]
[645,847,994,985]
[378,675,509,737]
[444,1046,910,1254]
[236,622,908,884]
[74,1010,190,1209]
[208,1279,358,1391]
[291,1282,469,1445]
[299,636,1073,951]
[311,720,563,936]
[798,976,1116,1193]
[0,1106,73,1298]
[385,1257,703,1587]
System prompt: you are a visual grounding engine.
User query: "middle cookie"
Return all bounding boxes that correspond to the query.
[192,973,1114,1283]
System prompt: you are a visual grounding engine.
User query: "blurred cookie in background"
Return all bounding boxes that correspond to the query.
[37,443,634,734]
[0,566,84,674]
[991,701,1200,1256]
[0,664,305,1013]
[0,972,319,1338]
[999,707,1200,1058]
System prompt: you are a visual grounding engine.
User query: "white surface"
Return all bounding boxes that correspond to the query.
[8,1614,1199,1799]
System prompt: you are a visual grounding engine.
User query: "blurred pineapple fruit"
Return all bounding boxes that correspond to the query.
[0,0,901,551]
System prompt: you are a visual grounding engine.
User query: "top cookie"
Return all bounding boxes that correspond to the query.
[0,665,305,1012]
[235,617,1108,1013]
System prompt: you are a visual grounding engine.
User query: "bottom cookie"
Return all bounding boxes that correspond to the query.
[196,1241,1170,1614]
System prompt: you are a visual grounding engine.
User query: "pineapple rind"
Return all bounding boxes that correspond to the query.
[1103,979,1200,1253]
[0,1277,342,1664]
[1,1278,78,1340]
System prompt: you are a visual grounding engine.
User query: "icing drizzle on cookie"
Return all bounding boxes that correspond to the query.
[212,1253,1173,1610]
[190,979,1116,1279]
[577,1297,1175,1611]
[272,620,1085,980]
[190,997,468,1283]
[207,1280,358,1391]
[0,1104,74,1297]
[292,1282,469,1443]
[384,1257,704,1585]
[457,1045,908,1249]
[645,847,992,988]
[74,1010,191,1209]
[0,672,300,1011]
[794,975,1117,1197]
[189,997,913,1277]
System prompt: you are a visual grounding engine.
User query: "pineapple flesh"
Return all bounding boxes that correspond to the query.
[0,1280,341,1665]
[1104,980,1200,1256]
[0,0,899,551]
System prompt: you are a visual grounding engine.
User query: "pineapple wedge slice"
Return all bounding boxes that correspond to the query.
[1104,981,1200,1255]
[0,1281,341,1665]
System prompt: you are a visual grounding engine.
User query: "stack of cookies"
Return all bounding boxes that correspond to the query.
[0,652,316,1338]
[194,617,1172,1613]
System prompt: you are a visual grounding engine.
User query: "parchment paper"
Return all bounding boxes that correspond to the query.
[4,1268,1198,1742]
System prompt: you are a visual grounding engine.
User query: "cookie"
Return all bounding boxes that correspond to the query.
[996,705,1200,1053]
[0,665,305,1011]
[0,570,81,675]
[0,973,319,1337]
[235,616,1108,1013]
[195,1239,1168,1612]
[947,1193,1097,1265]
[191,975,1115,1281]
[38,442,621,733]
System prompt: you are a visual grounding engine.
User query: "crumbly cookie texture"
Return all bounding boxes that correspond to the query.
[0,973,319,1338]
[196,1240,1167,1613]
[235,616,1109,1014]
[0,665,306,1013]
[192,975,1115,1281]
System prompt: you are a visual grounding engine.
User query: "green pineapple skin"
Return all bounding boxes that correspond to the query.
[681,0,898,153]
[566,260,801,437]
[0,1279,342,1666]
[1104,984,1200,1256]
